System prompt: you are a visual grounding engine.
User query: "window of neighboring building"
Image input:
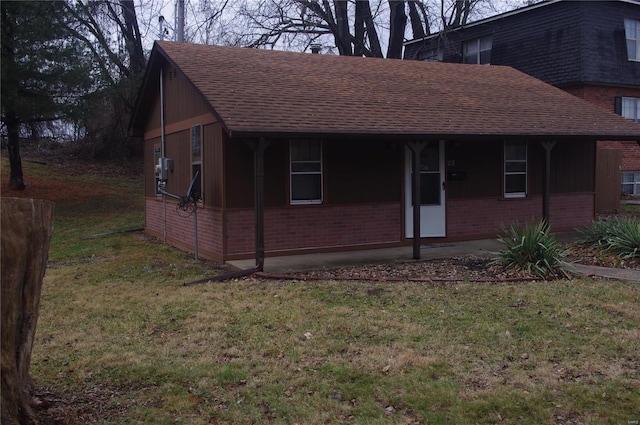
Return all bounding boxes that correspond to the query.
[620,97,640,123]
[504,141,527,198]
[290,139,322,204]
[622,171,640,195]
[419,47,443,62]
[625,18,640,61]
[463,35,492,64]
[191,125,202,202]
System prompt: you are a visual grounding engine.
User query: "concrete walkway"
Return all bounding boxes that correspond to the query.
[572,263,640,283]
[228,234,640,282]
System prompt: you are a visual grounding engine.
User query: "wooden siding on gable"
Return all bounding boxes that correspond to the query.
[143,63,215,137]
[141,62,219,207]
[162,64,212,126]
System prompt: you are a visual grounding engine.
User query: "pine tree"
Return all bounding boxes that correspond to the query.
[1,1,91,190]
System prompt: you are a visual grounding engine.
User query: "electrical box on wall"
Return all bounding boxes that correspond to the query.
[156,157,173,181]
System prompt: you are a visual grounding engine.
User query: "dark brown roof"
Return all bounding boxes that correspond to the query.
[135,41,640,140]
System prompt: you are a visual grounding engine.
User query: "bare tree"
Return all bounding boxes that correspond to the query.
[233,1,492,58]
[63,0,147,160]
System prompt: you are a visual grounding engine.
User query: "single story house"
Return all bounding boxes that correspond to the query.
[130,41,640,268]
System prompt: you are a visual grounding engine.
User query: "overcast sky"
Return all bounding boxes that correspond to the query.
[146,0,530,53]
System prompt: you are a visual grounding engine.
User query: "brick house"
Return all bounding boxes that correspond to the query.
[130,41,640,265]
[404,0,640,207]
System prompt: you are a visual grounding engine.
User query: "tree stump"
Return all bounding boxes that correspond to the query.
[1,198,54,425]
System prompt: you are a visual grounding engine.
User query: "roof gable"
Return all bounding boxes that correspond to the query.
[132,41,640,141]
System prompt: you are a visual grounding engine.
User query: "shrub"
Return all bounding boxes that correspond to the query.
[492,219,570,279]
[579,216,640,259]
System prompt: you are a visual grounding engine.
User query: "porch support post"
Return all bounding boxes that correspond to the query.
[406,141,427,260]
[540,140,556,223]
[246,137,271,272]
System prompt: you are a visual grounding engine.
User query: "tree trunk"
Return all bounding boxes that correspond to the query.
[6,112,26,191]
[1,198,54,425]
[387,1,407,59]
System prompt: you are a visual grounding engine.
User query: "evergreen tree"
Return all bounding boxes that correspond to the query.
[1,1,92,190]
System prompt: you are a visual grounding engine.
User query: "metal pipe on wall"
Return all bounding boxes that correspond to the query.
[160,67,167,242]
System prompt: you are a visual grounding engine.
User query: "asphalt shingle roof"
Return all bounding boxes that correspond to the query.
[142,41,640,140]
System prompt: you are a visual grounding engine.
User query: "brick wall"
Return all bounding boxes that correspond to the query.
[563,85,640,113]
[226,203,402,258]
[145,198,224,262]
[563,85,640,171]
[447,193,594,239]
[148,195,593,261]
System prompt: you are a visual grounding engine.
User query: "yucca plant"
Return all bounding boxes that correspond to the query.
[492,219,570,279]
[580,216,640,259]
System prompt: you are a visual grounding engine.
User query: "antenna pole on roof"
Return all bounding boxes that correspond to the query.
[158,16,165,41]
[175,0,185,42]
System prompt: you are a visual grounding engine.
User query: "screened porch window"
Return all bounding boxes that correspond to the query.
[504,141,527,198]
[290,139,322,204]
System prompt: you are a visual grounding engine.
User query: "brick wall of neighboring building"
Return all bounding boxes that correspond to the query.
[446,193,594,240]
[225,204,402,258]
[562,85,640,172]
[145,198,224,262]
[562,85,640,114]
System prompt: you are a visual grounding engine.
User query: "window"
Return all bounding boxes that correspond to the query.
[411,142,441,206]
[463,36,492,64]
[622,171,640,195]
[619,97,640,123]
[504,141,527,198]
[290,139,322,204]
[420,48,443,62]
[191,125,202,202]
[625,18,640,61]
[154,145,162,196]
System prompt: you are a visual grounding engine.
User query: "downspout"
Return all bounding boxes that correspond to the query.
[160,67,167,242]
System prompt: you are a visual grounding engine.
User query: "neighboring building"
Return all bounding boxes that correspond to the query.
[404,0,640,204]
[130,41,639,265]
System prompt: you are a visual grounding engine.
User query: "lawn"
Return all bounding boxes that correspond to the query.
[2,158,640,424]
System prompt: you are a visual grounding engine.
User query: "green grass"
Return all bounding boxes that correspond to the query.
[4,159,640,424]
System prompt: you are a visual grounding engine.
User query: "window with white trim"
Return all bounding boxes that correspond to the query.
[290,139,322,204]
[191,125,202,202]
[622,171,640,195]
[622,97,640,123]
[504,141,527,198]
[625,18,640,61]
[463,35,492,64]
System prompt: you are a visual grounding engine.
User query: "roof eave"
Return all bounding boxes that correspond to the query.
[227,129,640,143]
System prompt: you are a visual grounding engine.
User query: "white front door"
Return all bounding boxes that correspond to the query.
[405,141,446,238]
